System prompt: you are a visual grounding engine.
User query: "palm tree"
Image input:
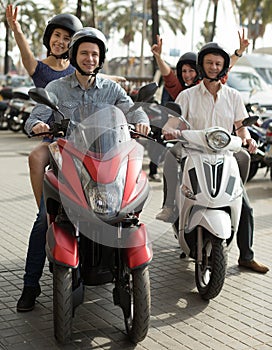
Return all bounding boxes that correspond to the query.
[92,0,189,50]
[89,0,190,75]
[233,0,272,50]
[200,0,219,45]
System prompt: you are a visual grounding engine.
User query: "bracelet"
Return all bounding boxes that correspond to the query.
[234,49,242,57]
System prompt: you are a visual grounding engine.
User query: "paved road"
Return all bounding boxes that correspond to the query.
[0,130,271,350]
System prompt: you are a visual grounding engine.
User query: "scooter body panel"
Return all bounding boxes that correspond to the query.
[177,140,243,255]
[46,222,79,268]
[125,223,153,269]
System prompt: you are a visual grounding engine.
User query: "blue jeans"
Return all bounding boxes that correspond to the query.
[23,197,47,287]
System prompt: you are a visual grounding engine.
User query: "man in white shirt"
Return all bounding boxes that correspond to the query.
[156,42,269,273]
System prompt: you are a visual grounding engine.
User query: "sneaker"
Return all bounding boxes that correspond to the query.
[156,206,176,223]
[149,174,161,182]
[17,285,41,312]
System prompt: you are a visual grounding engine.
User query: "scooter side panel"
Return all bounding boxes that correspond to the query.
[125,224,153,269]
[186,209,232,239]
[46,222,78,268]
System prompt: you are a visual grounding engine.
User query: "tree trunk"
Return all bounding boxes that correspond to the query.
[151,0,159,75]
[90,0,97,28]
[210,0,218,41]
[4,20,9,74]
[76,0,82,20]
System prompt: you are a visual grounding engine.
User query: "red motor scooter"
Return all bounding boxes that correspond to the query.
[28,83,157,344]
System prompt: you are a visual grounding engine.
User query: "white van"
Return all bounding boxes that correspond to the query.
[236,53,272,86]
[226,65,272,119]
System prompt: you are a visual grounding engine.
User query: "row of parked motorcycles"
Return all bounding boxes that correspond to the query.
[246,103,272,181]
[0,86,36,133]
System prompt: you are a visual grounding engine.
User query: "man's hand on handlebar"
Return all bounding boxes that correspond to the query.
[135,123,151,136]
[243,137,257,154]
[32,122,51,137]
[162,127,182,140]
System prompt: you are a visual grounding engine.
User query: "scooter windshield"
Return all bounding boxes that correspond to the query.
[67,105,131,160]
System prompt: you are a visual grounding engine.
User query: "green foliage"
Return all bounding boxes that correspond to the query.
[235,0,272,47]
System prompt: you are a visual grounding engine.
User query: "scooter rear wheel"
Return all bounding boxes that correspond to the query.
[53,264,73,344]
[124,266,151,343]
[195,231,227,300]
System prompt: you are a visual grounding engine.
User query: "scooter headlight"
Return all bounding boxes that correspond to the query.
[74,158,127,217]
[205,128,231,150]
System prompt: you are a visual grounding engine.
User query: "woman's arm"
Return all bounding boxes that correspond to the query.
[151,35,172,76]
[99,73,126,83]
[6,5,38,76]
[230,28,249,67]
[151,35,183,99]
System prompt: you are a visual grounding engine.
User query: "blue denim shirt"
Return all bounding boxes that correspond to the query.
[25,73,149,135]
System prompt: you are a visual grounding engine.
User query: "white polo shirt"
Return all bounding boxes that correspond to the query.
[175,80,248,132]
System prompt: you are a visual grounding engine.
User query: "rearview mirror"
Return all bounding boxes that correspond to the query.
[28,88,58,111]
[134,82,158,103]
[28,87,65,119]
[242,116,259,127]
[165,102,182,117]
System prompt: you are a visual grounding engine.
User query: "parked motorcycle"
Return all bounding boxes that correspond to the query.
[5,86,35,133]
[245,103,267,181]
[264,120,272,179]
[246,103,272,181]
[0,87,12,130]
[28,83,158,344]
[0,101,8,130]
[165,102,257,300]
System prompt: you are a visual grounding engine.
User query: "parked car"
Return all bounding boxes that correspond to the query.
[226,65,272,119]
[236,53,272,86]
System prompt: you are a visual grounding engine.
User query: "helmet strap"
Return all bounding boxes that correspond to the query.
[208,77,220,82]
[49,52,69,60]
[77,66,101,77]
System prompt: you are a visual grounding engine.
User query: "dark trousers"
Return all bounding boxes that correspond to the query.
[23,197,47,287]
[237,190,254,261]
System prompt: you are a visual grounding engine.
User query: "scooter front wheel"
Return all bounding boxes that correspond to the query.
[53,264,73,344]
[195,231,227,300]
[124,266,151,343]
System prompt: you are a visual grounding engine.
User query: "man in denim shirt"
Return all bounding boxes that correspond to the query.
[18,27,150,312]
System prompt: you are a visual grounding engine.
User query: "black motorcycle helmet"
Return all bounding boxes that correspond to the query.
[43,14,83,59]
[197,42,230,81]
[68,27,108,76]
[176,52,199,88]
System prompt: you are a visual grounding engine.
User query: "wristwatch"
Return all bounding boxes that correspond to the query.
[234,49,242,57]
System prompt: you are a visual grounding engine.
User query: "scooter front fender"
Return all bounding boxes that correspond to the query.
[46,222,79,268]
[125,224,153,270]
[187,209,232,239]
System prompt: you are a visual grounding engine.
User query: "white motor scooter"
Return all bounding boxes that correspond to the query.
[166,102,257,300]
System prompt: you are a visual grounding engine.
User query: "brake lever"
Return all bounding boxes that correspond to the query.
[129,129,156,141]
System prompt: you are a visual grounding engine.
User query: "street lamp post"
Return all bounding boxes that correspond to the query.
[140,0,147,77]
